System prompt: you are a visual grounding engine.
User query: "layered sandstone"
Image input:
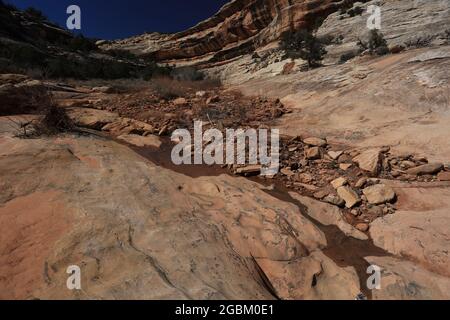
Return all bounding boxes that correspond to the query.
[101,0,367,64]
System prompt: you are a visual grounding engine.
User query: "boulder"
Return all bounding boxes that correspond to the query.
[328,151,343,160]
[352,149,381,175]
[331,177,347,189]
[323,195,345,207]
[365,256,450,300]
[406,163,444,176]
[337,186,361,208]
[362,184,396,205]
[370,209,450,277]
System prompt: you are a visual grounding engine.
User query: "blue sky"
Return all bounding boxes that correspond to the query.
[7,0,229,40]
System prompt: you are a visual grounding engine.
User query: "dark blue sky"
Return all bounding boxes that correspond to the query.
[7,0,229,40]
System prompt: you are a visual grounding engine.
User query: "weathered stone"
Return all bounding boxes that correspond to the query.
[281,168,295,177]
[339,163,353,171]
[173,97,188,106]
[323,195,345,207]
[303,137,327,147]
[406,163,444,176]
[352,149,381,175]
[365,256,450,300]
[328,150,343,160]
[363,184,396,205]
[235,165,261,175]
[337,186,361,208]
[437,172,450,181]
[355,177,368,189]
[117,134,162,148]
[356,223,369,232]
[313,190,329,200]
[331,177,347,189]
[305,147,321,160]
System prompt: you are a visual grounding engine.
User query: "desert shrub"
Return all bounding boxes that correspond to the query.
[140,62,172,80]
[339,51,358,64]
[24,7,47,21]
[67,34,97,52]
[0,82,49,116]
[281,28,327,68]
[171,66,205,81]
[0,42,46,70]
[358,30,389,55]
[405,34,435,48]
[106,49,140,61]
[34,104,73,135]
[149,76,185,99]
[347,6,364,17]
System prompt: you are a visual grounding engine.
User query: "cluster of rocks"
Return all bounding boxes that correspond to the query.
[233,135,449,231]
[93,87,287,135]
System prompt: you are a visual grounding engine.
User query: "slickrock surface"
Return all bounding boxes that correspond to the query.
[1,118,374,300]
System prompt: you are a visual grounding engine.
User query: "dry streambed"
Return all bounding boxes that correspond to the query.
[0,77,449,300]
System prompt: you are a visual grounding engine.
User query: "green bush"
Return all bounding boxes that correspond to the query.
[339,51,357,64]
[358,30,389,56]
[281,29,327,68]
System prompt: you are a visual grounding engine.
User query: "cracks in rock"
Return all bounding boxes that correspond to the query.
[126,222,194,300]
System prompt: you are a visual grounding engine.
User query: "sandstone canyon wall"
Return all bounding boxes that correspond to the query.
[102,0,367,64]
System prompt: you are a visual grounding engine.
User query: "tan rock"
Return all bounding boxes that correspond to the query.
[303,137,327,147]
[363,184,396,205]
[352,149,381,175]
[323,195,345,207]
[313,190,329,200]
[365,256,450,300]
[235,165,261,175]
[355,177,368,188]
[67,107,119,129]
[370,209,450,277]
[305,147,321,160]
[173,97,188,106]
[331,177,348,189]
[406,163,444,176]
[290,193,367,240]
[437,171,450,181]
[281,168,295,177]
[339,163,353,171]
[256,251,360,300]
[117,134,162,148]
[337,186,361,208]
[328,151,343,160]
[355,223,369,232]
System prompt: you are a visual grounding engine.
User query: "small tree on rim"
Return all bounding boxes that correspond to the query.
[281,28,327,69]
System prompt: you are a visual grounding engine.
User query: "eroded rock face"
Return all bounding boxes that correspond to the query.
[102,0,366,64]
[365,256,450,300]
[2,118,361,300]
